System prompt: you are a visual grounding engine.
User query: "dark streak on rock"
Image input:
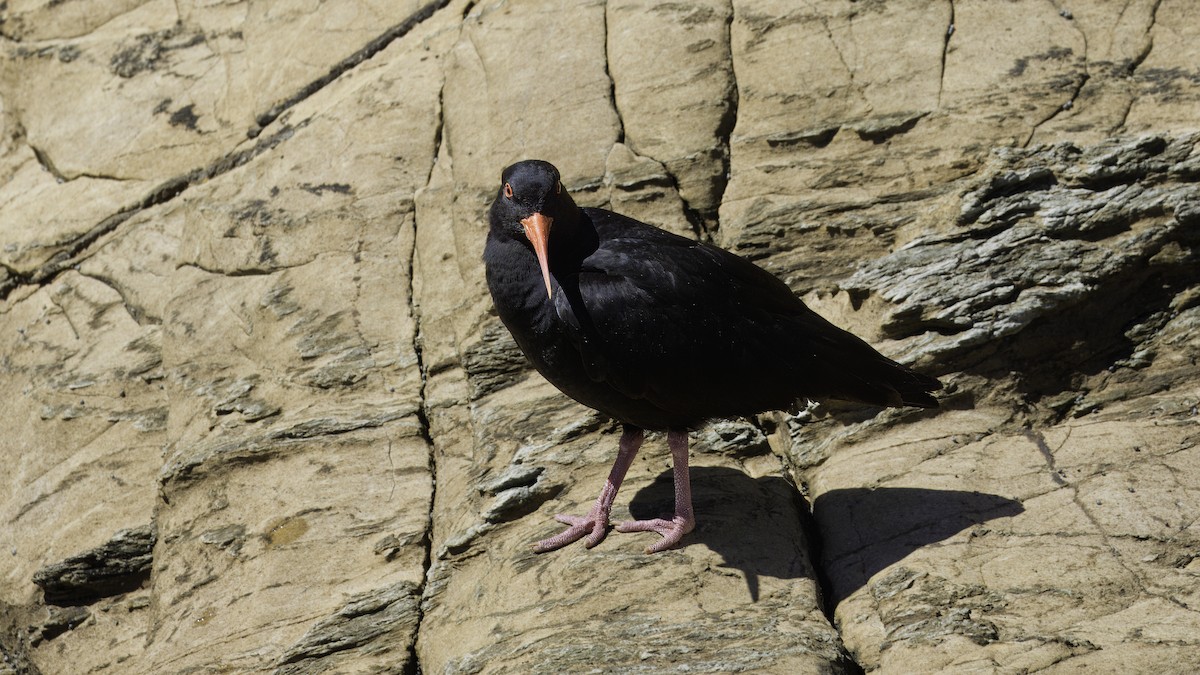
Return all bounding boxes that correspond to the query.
[937,0,955,108]
[298,182,353,196]
[1008,46,1075,78]
[1023,429,1068,485]
[0,123,299,302]
[601,0,625,146]
[713,0,738,237]
[29,606,90,646]
[168,104,199,131]
[3,1,453,301]
[253,0,453,133]
[110,31,167,78]
[1125,0,1164,78]
[160,409,415,485]
[852,112,928,145]
[28,142,65,181]
[31,524,156,606]
[109,29,204,79]
[274,582,421,674]
[765,127,840,149]
[461,321,532,400]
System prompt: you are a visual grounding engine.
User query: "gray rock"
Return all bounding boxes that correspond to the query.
[31,525,155,606]
[274,582,421,674]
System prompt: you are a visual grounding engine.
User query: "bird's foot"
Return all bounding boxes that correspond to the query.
[615,514,695,554]
[532,508,610,553]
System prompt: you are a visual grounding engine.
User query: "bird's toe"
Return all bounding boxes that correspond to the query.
[532,511,610,553]
[584,520,608,548]
[615,515,695,553]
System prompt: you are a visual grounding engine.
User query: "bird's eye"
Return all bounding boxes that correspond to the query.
[555,181,562,195]
[504,183,513,199]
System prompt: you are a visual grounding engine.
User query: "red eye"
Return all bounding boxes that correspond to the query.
[504,183,513,198]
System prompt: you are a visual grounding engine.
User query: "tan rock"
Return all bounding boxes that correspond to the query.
[132,5,459,670]
[802,134,1200,671]
[0,0,152,42]
[1,0,428,181]
[441,0,620,190]
[418,371,844,673]
[0,228,170,672]
[0,146,153,274]
[810,398,1200,672]
[607,0,735,229]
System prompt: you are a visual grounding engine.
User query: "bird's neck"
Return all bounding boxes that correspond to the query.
[547,208,598,271]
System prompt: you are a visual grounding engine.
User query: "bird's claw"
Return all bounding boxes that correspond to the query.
[615,515,695,553]
[531,512,609,553]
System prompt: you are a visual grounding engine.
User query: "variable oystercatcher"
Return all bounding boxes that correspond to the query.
[484,160,940,553]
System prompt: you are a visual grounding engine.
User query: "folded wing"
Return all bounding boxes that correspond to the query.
[552,214,938,419]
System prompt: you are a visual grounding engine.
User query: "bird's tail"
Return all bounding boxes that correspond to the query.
[798,311,941,409]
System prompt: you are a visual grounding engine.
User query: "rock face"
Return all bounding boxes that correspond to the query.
[2,1,1198,673]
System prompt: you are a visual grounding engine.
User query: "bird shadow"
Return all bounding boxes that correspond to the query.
[628,466,813,602]
[812,486,1024,606]
[626,468,1023,607]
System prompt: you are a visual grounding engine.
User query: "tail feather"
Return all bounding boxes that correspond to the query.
[821,354,940,409]
[797,311,942,409]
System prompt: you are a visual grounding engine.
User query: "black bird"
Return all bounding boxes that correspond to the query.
[484,160,940,553]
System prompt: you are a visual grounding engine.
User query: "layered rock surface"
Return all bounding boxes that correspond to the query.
[2,1,1198,673]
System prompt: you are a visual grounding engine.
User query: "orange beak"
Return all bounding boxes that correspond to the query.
[520,212,554,300]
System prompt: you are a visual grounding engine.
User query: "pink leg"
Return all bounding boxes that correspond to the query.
[532,426,644,553]
[615,429,695,553]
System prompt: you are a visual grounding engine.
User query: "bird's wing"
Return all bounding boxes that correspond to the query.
[551,233,814,416]
[553,222,939,415]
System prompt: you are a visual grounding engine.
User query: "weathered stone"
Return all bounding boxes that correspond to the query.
[797,132,1200,671]
[31,525,155,606]
[274,582,421,675]
[27,607,90,647]
[0,244,166,641]
[0,0,429,181]
[0,624,41,675]
[418,379,848,672]
[461,321,530,401]
[846,134,1200,385]
[441,0,620,191]
[607,0,735,230]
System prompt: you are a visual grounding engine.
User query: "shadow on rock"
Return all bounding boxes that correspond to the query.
[628,474,1023,607]
[627,466,816,602]
[813,487,1024,605]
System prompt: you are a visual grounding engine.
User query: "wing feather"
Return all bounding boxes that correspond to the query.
[549,208,939,418]
[552,233,812,416]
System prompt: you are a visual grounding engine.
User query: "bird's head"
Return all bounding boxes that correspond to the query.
[489,160,576,300]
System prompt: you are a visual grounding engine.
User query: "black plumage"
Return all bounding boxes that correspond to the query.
[484,159,940,553]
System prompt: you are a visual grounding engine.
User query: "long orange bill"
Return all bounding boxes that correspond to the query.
[520,212,554,300]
